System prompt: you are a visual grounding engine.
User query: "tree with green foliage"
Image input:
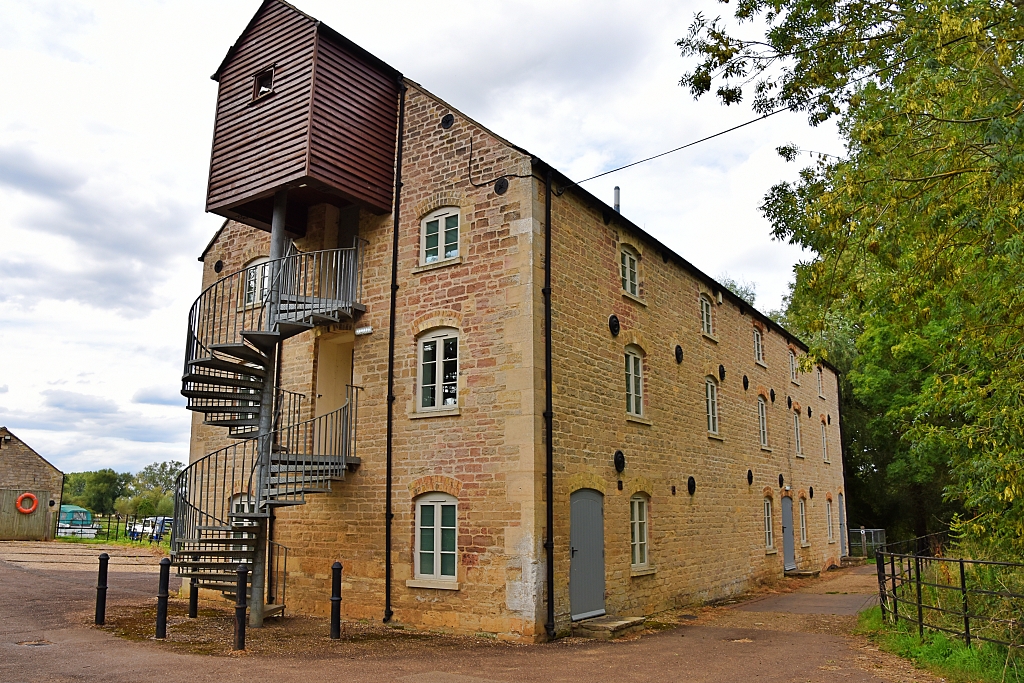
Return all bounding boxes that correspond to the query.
[679,1,1024,550]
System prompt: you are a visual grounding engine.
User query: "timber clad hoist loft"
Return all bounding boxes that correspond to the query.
[172,0,401,627]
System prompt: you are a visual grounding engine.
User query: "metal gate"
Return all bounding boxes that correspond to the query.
[838,493,848,556]
[781,495,797,571]
[569,489,605,620]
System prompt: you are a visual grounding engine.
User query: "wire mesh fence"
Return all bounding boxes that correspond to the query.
[848,527,886,558]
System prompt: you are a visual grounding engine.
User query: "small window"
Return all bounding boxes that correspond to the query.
[799,499,808,544]
[817,367,824,396]
[630,495,649,568]
[415,493,458,580]
[253,68,274,100]
[243,257,270,307]
[700,295,714,336]
[419,328,459,410]
[757,396,768,447]
[789,350,798,382]
[793,412,803,454]
[753,328,764,363]
[764,498,774,549]
[706,377,719,434]
[421,207,460,265]
[827,500,835,541]
[625,347,643,416]
[821,423,829,462]
[620,246,639,297]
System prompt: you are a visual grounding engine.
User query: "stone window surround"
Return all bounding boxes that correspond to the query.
[419,206,461,267]
[410,491,460,589]
[416,326,460,413]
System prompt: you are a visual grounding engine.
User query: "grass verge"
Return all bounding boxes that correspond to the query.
[857,606,1022,682]
[53,537,169,554]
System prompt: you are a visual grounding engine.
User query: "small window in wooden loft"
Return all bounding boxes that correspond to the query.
[253,68,275,101]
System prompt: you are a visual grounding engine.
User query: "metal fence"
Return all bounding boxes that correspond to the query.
[876,531,1024,649]
[848,527,887,557]
[59,514,173,546]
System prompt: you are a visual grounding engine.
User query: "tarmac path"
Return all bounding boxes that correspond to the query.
[0,542,940,683]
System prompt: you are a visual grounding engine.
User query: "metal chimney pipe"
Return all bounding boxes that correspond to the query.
[614,186,620,213]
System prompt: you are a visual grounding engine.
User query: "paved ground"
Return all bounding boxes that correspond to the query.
[0,542,941,683]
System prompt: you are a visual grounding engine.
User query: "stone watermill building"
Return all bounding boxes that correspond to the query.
[174,0,849,641]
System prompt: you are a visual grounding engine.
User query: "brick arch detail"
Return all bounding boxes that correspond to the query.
[762,486,775,499]
[753,319,766,333]
[797,488,808,500]
[617,234,644,259]
[623,330,648,353]
[412,310,463,337]
[625,476,654,498]
[821,414,828,424]
[409,475,463,499]
[566,472,607,495]
[413,189,465,220]
[825,491,834,502]
[781,489,793,499]
[756,385,770,400]
[241,246,269,266]
[792,401,802,413]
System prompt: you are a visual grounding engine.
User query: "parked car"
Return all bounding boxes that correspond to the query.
[128,516,173,542]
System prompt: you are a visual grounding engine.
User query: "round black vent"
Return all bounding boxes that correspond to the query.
[807,406,812,417]
[440,113,455,129]
[613,450,625,473]
[743,375,749,390]
[687,476,696,495]
[778,474,785,488]
[214,260,224,273]
[675,345,683,364]
[671,485,677,495]
[770,389,776,403]
[747,469,753,486]
[609,314,620,336]
[719,364,726,381]
[494,177,509,195]
[827,414,831,425]
[787,396,793,409]
[809,486,814,499]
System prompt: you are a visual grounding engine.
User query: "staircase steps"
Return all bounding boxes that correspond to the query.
[181,389,263,403]
[276,321,315,338]
[209,342,269,365]
[182,372,263,391]
[187,404,261,415]
[190,356,266,377]
[204,417,259,429]
[240,330,282,352]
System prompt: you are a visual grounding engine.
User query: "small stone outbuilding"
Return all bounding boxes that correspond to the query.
[0,427,63,540]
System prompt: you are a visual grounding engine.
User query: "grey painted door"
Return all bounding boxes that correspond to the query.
[838,493,848,556]
[570,489,606,620]
[781,495,797,570]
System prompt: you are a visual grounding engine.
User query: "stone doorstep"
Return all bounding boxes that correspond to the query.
[784,569,821,578]
[571,615,646,640]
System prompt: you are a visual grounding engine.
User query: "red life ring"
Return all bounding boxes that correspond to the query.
[15,492,38,514]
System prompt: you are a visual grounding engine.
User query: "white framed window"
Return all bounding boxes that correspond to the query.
[242,256,270,306]
[620,246,639,297]
[821,422,829,462]
[700,295,714,336]
[757,396,768,447]
[753,328,764,363]
[827,500,835,541]
[625,347,643,416]
[799,499,808,544]
[789,350,798,382]
[630,495,649,568]
[817,367,824,396]
[706,377,719,434]
[793,412,803,454]
[415,493,458,581]
[764,498,774,549]
[420,207,460,265]
[418,328,459,410]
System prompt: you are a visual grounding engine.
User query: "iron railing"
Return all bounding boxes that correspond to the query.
[876,532,1024,649]
[267,539,288,614]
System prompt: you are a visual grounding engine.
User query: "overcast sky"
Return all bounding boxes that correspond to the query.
[0,0,842,474]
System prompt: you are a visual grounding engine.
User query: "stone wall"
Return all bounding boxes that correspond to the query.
[0,427,63,539]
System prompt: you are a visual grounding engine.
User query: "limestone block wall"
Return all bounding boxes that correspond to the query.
[542,180,847,633]
[0,427,63,539]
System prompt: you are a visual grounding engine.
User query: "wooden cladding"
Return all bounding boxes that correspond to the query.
[207,0,400,226]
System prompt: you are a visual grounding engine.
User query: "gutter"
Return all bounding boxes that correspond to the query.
[543,169,555,638]
[383,81,407,624]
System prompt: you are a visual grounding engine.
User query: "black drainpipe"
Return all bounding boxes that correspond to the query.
[543,168,555,638]
[383,82,407,624]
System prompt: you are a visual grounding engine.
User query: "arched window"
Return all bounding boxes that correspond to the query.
[764,498,774,549]
[629,494,649,568]
[620,245,639,297]
[753,327,764,363]
[821,422,829,462]
[421,207,460,265]
[799,498,808,544]
[757,396,769,447]
[789,350,799,382]
[700,295,714,336]
[625,346,644,416]
[826,500,835,542]
[706,377,719,434]
[817,367,824,396]
[242,256,270,306]
[793,412,803,455]
[415,492,458,581]
[418,327,459,411]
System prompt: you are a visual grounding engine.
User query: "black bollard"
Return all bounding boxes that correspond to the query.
[330,561,343,639]
[95,553,109,625]
[155,557,170,638]
[234,563,249,651]
[188,555,199,619]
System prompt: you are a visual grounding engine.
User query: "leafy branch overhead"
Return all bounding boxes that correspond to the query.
[680,1,1024,551]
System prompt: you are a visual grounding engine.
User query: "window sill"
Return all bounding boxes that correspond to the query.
[755,360,768,369]
[765,548,778,555]
[409,407,461,419]
[630,566,656,578]
[823,460,831,465]
[621,290,647,307]
[412,256,463,274]
[791,380,801,387]
[626,414,652,426]
[801,542,812,549]
[818,393,826,399]
[828,540,837,545]
[760,446,772,453]
[795,453,805,459]
[701,332,719,344]
[707,433,724,442]
[406,579,460,591]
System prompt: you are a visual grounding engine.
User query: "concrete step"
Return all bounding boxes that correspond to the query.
[571,615,646,640]
[784,569,821,578]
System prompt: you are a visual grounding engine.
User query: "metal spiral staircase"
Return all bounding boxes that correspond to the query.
[171,244,364,618]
